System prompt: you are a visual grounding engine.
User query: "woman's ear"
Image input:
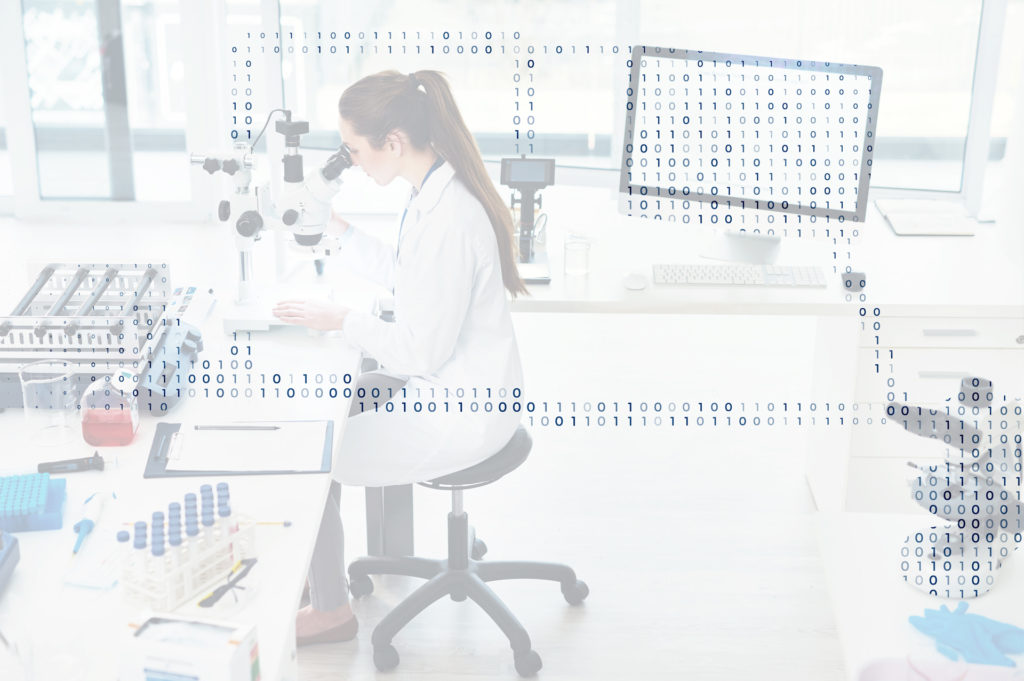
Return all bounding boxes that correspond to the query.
[386,131,403,157]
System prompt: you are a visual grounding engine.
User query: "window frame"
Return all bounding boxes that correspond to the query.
[0,0,231,220]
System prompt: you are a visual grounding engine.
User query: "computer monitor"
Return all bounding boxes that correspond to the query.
[619,46,882,222]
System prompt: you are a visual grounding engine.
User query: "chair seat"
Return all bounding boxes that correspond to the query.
[420,426,532,490]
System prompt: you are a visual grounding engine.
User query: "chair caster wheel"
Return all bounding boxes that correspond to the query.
[472,538,488,560]
[562,579,589,605]
[348,574,374,598]
[514,649,543,677]
[373,643,400,671]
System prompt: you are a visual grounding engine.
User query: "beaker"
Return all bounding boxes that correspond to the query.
[80,371,139,446]
[18,360,79,446]
[564,235,591,276]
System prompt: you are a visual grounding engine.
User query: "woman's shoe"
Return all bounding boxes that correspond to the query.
[296,616,359,646]
[296,604,359,646]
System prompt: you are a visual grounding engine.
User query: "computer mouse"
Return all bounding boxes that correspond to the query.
[623,272,648,290]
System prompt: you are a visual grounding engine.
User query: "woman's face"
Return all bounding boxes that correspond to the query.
[339,117,401,186]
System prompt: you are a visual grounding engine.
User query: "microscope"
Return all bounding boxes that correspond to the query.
[190,110,353,331]
[500,155,555,284]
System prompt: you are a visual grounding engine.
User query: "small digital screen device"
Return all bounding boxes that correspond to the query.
[620,46,883,222]
[501,157,555,188]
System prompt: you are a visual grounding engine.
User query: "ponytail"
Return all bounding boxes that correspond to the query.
[339,70,528,298]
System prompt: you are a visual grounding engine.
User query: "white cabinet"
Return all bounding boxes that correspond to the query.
[807,309,1024,513]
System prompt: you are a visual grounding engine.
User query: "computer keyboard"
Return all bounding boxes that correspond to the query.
[652,263,828,287]
[0,473,66,532]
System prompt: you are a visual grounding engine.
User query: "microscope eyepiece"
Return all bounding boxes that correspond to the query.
[322,145,353,181]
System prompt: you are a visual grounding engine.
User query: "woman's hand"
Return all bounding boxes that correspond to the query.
[326,210,351,237]
[272,299,350,331]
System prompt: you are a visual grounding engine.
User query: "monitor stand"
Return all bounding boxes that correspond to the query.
[874,199,976,236]
[699,230,782,265]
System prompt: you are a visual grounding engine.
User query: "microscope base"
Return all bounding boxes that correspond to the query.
[519,252,551,285]
[222,283,334,333]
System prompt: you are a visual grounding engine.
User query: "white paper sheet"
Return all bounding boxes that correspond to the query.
[166,421,329,473]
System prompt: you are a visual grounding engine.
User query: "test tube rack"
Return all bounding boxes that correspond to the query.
[0,263,208,413]
[0,263,172,356]
[120,486,257,613]
[0,473,66,532]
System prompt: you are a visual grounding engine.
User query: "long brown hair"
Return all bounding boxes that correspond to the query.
[339,70,527,297]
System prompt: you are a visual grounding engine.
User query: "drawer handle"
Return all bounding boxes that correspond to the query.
[922,329,977,337]
[918,371,970,379]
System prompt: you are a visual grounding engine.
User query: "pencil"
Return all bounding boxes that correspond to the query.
[194,425,280,431]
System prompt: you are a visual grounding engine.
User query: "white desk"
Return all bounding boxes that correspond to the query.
[524,185,1024,309]
[0,432,332,681]
[0,274,362,680]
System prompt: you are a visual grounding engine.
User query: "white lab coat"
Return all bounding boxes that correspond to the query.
[332,162,524,487]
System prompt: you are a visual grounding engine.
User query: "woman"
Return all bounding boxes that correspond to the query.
[272,70,526,643]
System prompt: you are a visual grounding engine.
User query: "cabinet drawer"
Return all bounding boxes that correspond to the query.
[854,348,1024,404]
[858,317,1024,349]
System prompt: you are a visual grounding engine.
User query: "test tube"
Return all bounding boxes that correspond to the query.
[132,520,148,582]
[185,493,200,551]
[168,503,183,570]
[151,512,167,579]
[200,484,214,516]
[151,526,166,573]
[216,483,232,537]
[133,520,147,547]
[200,486,216,557]
[117,529,131,572]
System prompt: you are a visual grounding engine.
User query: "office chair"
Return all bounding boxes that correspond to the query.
[347,426,589,677]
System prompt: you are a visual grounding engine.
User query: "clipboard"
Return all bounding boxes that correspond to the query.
[144,421,334,478]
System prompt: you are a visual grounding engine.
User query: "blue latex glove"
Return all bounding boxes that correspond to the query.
[909,602,1024,667]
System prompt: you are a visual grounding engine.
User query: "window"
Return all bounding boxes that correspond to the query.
[274,0,991,195]
[18,0,192,201]
[0,63,12,201]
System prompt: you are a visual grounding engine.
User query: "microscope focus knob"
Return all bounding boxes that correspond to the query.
[221,159,240,175]
[281,209,299,226]
[217,201,231,222]
[202,158,221,174]
[236,210,264,237]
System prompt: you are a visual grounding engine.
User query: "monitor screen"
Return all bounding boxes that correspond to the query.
[619,46,882,222]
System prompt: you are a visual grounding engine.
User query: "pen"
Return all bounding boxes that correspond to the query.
[194,425,280,431]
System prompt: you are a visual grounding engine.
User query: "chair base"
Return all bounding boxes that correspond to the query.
[347,511,587,677]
